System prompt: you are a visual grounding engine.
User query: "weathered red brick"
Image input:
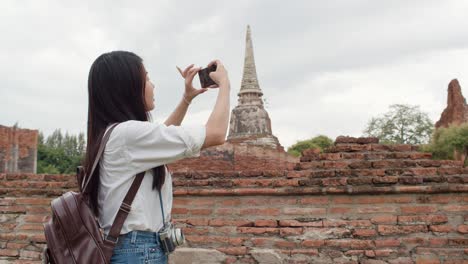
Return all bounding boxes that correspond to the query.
[251,237,269,246]
[274,240,296,249]
[325,239,374,249]
[428,238,448,246]
[0,206,27,213]
[321,178,347,186]
[448,238,468,246]
[374,239,400,247]
[209,219,253,227]
[348,161,373,169]
[378,225,428,235]
[220,199,242,206]
[398,215,448,225]
[188,208,212,215]
[329,207,353,214]
[279,227,303,236]
[409,152,432,159]
[286,171,308,178]
[22,215,49,223]
[320,153,342,160]
[19,249,42,259]
[189,199,216,206]
[371,215,397,224]
[6,242,28,249]
[356,196,413,204]
[283,208,326,215]
[299,197,329,204]
[438,167,463,175]
[405,168,438,176]
[186,218,209,226]
[0,249,19,257]
[228,237,245,246]
[457,225,468,234]
[240,208,280,216]
[237,227,278,235]
[18,224,43,231]
[185,235,228,245]
[272,179,299,187]
[301,239,325,248]
[372,176,399,184]
[254,220,277,227]
[172,208,188,214]
[415,247,465,256]
[344,250,364,256]
[15,198,51,205]
[374,249,395,257]
[352,169,386,177]
[353,229,377,237]
[400,206,438,214]
[278,219,322,227]
[443,205,468,212]
[402,237,426,245]
[358,206,397,214]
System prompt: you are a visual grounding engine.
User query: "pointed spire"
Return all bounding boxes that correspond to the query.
[239,25,263,96]
[227,25,282,149]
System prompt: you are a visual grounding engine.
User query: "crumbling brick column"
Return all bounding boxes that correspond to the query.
[0,125,38,174]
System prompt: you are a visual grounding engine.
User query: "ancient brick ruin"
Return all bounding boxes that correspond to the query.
[435,79,468,129]
[0,125,38,174]
[168,137,468,264]
[1,136,467,263]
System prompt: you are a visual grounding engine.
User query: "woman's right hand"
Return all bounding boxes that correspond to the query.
[208,60,229,87]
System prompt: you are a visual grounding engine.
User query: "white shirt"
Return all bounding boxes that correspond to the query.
[98,120,206,235]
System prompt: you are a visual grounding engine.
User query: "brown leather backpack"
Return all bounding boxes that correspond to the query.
[43,123,145,263]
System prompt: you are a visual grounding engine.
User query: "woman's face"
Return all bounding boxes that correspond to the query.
[144,71,155,111]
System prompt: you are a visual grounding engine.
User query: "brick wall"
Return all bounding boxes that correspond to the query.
[0,125,38,174]
[168,142,297,172]
[0,137,467,263]
[0,174,74,263]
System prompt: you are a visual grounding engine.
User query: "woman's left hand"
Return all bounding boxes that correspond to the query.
[177,64,208,102]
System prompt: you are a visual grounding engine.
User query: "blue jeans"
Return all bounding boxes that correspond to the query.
[110,230,168,264]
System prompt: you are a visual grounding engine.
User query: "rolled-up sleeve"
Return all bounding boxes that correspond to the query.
[176,124,206,158]
[124,121,206,172]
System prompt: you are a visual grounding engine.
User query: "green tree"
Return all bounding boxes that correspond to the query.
[37,129,86,174]
[287,135,333,157]
[421,123,468,162]
[363,104,433,144]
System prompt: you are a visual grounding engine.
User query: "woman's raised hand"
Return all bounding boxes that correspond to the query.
[176,64,208,101]
[207,60,229,87]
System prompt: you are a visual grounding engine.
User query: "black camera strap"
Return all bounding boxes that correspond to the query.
[158,191,167,229]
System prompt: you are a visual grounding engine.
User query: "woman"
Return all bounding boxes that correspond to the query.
[84,51,230,263]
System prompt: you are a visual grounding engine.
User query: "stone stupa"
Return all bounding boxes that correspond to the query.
[227,25,283,150]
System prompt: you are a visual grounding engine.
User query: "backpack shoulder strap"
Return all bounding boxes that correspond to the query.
[81,123,120,192]
[103,171,145,246]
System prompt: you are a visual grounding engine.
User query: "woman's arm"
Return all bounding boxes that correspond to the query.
[163,95,191,126]
[164,65,207,126]
[202,60,231,149]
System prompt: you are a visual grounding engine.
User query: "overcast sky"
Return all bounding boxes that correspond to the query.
[1,0,468,148]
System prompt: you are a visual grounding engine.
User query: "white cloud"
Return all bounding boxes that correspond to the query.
[1,0,467,150]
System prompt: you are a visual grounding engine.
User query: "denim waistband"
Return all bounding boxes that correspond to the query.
[116,230,161,245]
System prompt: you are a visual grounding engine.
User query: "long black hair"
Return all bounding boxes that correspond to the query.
[84,51,165,216]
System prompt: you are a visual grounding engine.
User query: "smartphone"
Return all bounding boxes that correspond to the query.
[198,64,217,88]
